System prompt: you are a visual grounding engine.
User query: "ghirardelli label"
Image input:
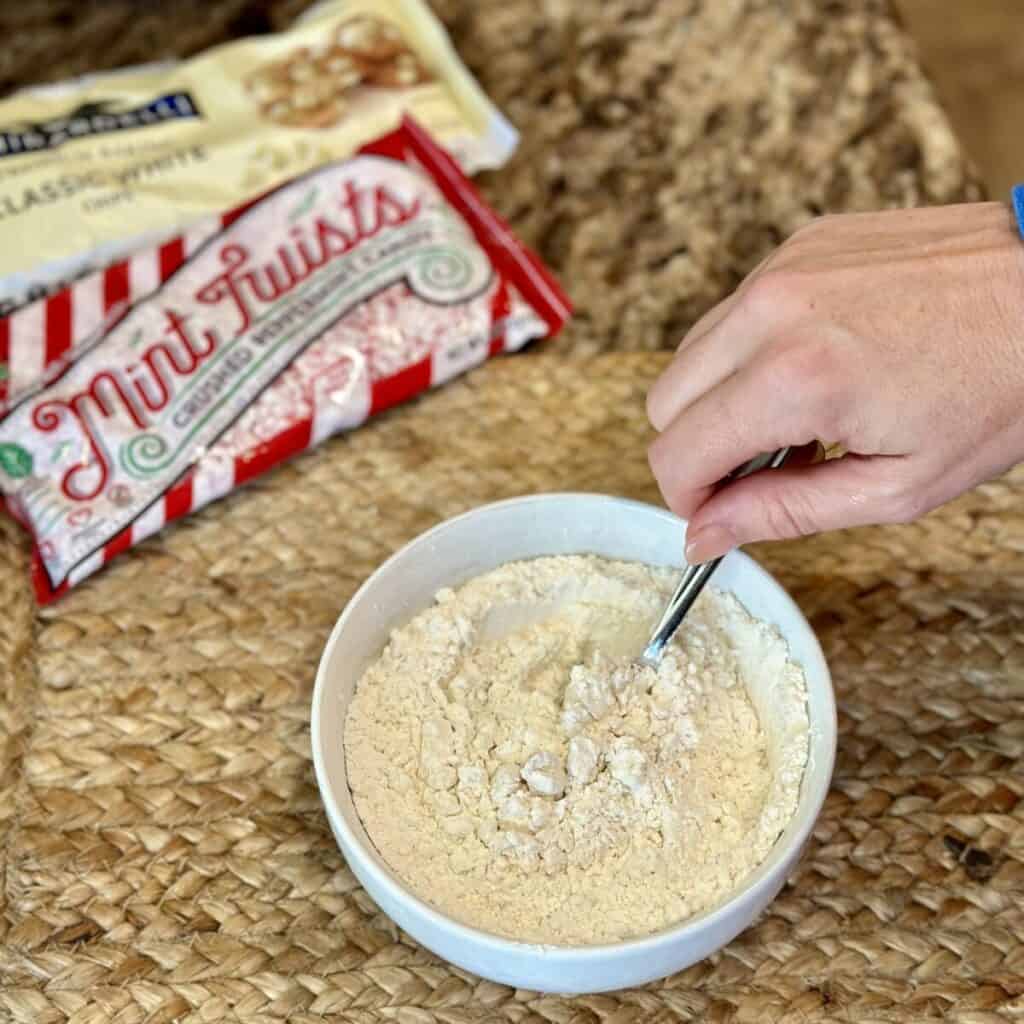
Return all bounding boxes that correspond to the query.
[0,93,201,157]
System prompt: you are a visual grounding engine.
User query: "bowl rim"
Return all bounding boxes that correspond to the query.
[311,491,837,958]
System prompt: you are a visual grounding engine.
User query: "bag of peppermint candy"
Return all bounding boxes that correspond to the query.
[0,117,570,603]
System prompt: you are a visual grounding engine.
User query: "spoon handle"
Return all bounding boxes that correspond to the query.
[640,447,792,666]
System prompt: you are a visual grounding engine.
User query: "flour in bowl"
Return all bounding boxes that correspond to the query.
[344,555,809,945]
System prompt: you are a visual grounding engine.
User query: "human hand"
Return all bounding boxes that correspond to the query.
[646,202,1024,564]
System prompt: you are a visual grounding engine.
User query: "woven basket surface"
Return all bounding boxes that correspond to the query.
[2,351,1024,1022]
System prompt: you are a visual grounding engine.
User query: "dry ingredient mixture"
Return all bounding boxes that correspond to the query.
[345,555,810,945]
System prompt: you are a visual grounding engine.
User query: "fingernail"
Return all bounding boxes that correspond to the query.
[685,523,739,565]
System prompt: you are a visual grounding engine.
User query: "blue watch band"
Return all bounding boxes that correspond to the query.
[1012,185,1024,242]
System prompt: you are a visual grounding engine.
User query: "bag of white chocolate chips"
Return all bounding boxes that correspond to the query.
[0,0,517,315]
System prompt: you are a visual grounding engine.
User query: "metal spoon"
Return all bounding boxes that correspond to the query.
[639,447,791,667]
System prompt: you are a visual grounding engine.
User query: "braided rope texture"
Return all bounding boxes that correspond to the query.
[0,0,983,353]
[2,352,1024,1021]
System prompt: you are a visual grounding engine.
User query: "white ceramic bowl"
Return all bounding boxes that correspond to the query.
[311,493,836,994]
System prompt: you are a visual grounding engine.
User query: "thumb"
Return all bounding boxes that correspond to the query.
[682,454,911,563]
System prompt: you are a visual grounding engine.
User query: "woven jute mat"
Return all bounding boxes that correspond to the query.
[0,0,983,353]
[2,350,1024,1021]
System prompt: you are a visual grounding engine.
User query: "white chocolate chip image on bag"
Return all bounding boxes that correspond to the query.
[243,16,434,132]
[363,51,432,88]
[335,15,407,61]
[320,47,365,89]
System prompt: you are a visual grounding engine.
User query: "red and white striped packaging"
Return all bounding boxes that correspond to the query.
[0,117,570,604]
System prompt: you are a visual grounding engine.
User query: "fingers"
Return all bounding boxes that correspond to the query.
[677,251,777,350]
[648,356,821,520]
[682,454,924,563]
[661,441,824,562]
[647,309,760,432]
[653,255,780,423]
[679,252,774,351]
[675,292,738,354]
